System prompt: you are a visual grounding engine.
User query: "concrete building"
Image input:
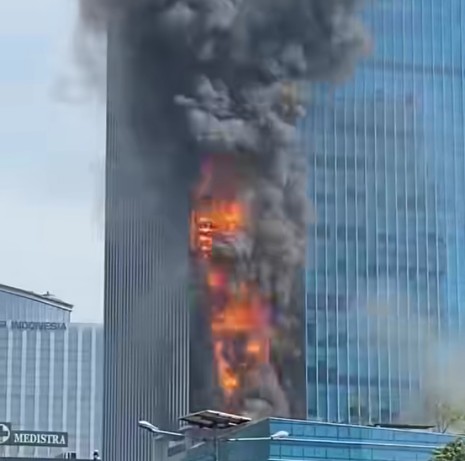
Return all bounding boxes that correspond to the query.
[103,10,205,461]
[0,284,103,459]
[103,10,308,461]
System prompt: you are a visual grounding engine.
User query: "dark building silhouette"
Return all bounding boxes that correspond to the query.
[103,15,191,461]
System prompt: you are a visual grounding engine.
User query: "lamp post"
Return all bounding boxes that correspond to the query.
[214,430,290,461]
[138,420,185,461]
[138,421,185,440]
[226,430,290,442]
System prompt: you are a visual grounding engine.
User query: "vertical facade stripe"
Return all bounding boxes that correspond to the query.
[20,332,27,428]
[5,330,12,458]
[6,330,12,422]
[76,328,83,455]
[48,332,55,431]
[34,332,41,429]
[90,327,97,454]
[18,332,27,458]
[62,329,69,432]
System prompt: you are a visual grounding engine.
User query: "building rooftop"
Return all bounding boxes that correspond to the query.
[0,283,73,311]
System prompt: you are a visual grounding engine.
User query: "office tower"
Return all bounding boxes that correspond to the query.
[305,0,465,423]
[104,10,308,461]
[104,13,193,461]
[0,284,103,459]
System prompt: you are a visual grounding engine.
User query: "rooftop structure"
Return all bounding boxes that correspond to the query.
[0,284,73,312]
[179,410,251,430]
[172,417,453,461]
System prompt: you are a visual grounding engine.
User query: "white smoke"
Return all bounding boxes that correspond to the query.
[358,289,465,431]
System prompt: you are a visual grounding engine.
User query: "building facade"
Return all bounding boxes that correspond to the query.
[175,417,453,461]
[104,9,306,461]
[0,285,103,459]
[104,14,191,461]
[305,0,465,423]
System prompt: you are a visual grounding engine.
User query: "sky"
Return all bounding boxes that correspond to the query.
[0,0,105,323]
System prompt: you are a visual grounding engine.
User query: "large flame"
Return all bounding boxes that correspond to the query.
[190,155,271,412]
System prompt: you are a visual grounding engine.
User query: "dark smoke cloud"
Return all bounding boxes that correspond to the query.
[80,0,369,308]
[80,0,369,415]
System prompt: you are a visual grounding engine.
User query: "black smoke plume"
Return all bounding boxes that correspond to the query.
[80,0,370,417]
[80,0,369,307]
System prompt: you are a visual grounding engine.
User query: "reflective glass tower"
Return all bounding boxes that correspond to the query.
[305,0,465,424]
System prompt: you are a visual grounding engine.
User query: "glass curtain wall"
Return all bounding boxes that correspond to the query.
[304,0,465,424]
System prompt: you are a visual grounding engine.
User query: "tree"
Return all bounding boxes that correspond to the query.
[432,438,465,461]
[431,402,465,433]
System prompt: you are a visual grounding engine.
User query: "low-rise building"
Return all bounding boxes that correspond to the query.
[170,418,453,461]
[0,284,103,459]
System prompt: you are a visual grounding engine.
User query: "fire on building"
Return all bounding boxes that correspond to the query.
[79,0,370,427]
[189,153,306,419]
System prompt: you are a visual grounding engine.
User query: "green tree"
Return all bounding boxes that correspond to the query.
[433,438,465,461]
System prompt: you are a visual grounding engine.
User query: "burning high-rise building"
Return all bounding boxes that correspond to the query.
[188,153,307,419]
[82,1,370,460]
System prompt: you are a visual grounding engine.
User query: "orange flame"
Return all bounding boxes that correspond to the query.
[190,155,271,411]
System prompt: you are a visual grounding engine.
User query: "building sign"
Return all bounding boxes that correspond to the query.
[11,431,68,447]
[0,423,68,447]
[0,424,11,445]
[0,321,66,331]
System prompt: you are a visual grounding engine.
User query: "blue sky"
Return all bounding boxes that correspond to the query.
[0,0,105,322]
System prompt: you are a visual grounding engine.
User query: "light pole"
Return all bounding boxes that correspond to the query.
[225,430,290,442]
[138,420,185,440]
[213,430,290,461]
[138,420,185,461]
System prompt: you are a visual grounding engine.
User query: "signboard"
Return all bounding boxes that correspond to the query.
[0,423,68,447]
[0,321,66,331]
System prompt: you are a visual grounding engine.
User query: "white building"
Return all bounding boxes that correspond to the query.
[0,284,103,458]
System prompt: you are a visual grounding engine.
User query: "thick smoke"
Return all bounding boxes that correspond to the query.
[80,0,369,416]
[80,0,369,307]
[353,290,465,431]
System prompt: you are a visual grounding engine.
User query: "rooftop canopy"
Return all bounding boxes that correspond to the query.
[179,410,251,430]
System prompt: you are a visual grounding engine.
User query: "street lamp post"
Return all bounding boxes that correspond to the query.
[138,420,185,461]
[225,430,290,442]
[138,421,185,440]
[215,430,289,461]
